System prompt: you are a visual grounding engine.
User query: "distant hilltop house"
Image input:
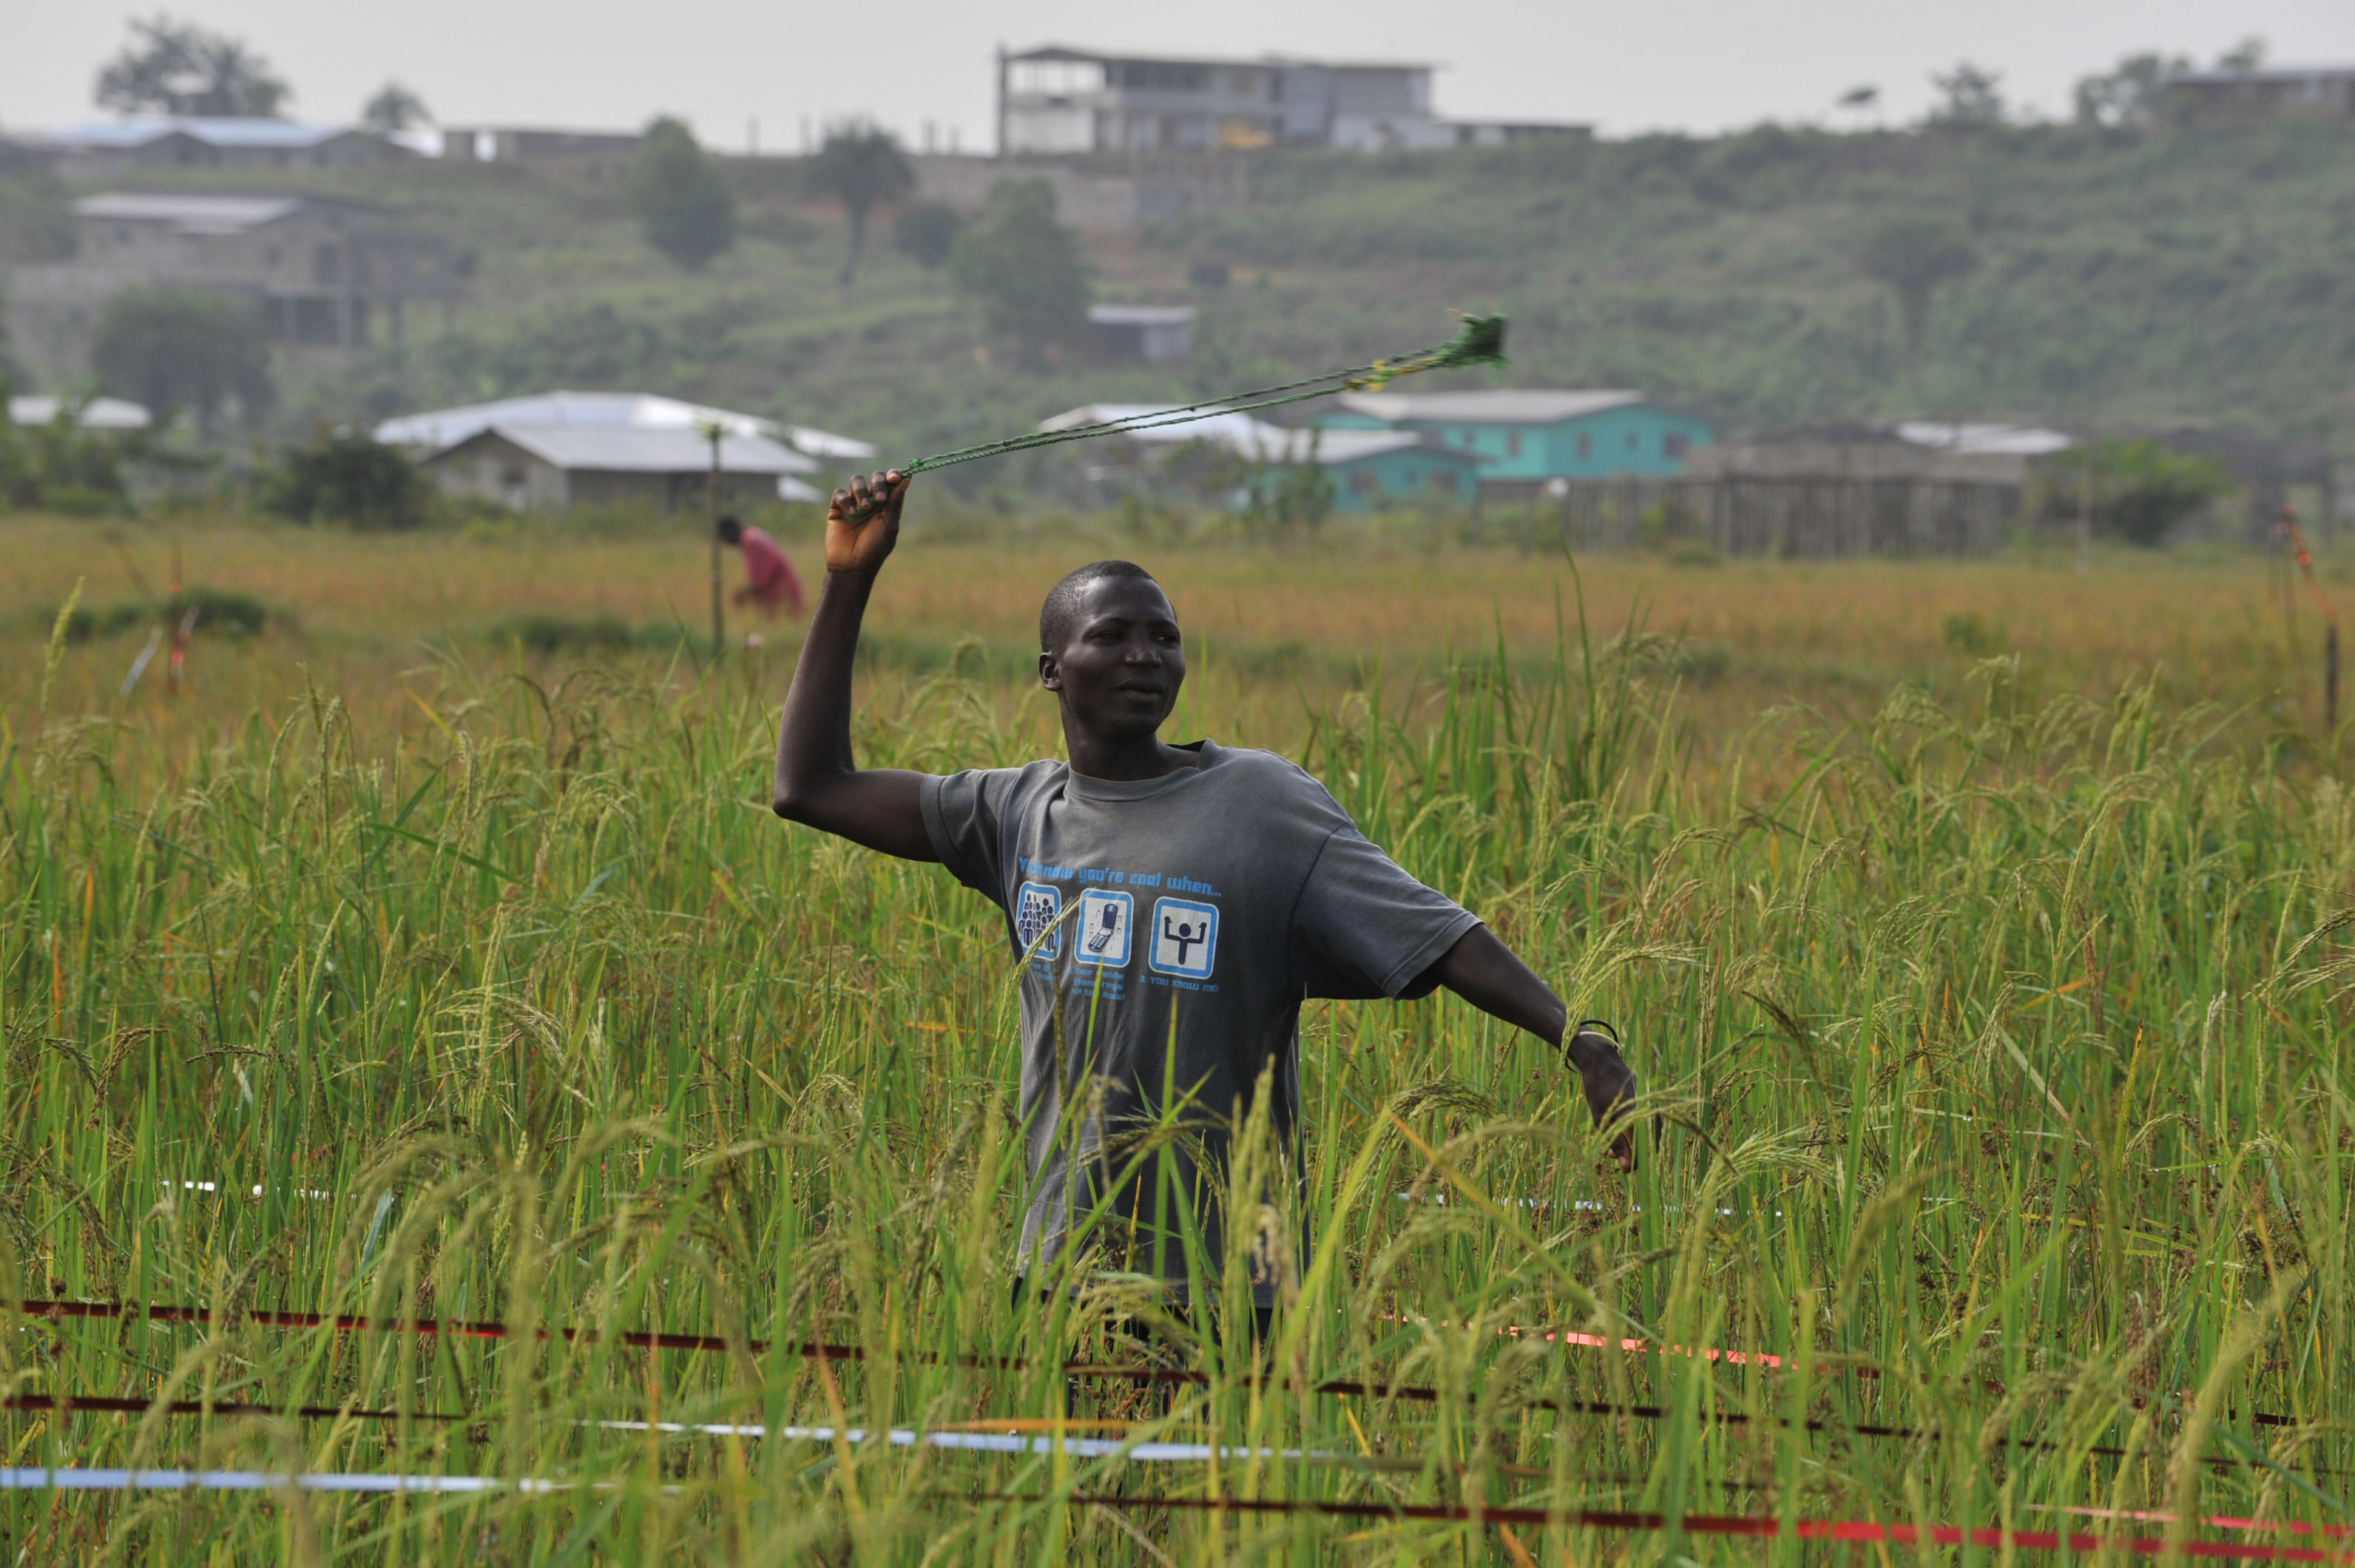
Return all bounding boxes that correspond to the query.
[376,392,875,513]
[1041,403,1485,510]
[997,44,1584,155]
[1087,304,1196,364]
[436,126,646,167]
[36,118,413,175]
[4,194,453,381]
[1317,388,1716,492]
[2162,66,2355,128]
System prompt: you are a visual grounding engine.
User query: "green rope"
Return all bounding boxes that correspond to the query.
[898,313,1507,476]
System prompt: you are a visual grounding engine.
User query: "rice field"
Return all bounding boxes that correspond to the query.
[1,513,2351,1564]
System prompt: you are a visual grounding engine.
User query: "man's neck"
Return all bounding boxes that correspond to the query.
[1064,730,1200,782]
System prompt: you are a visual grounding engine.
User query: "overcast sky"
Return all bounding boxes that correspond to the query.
[7,0,2354,149]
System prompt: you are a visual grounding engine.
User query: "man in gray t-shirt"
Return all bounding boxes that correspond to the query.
[772,470,1638,1308]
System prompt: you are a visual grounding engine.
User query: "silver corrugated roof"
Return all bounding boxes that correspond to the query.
[1038,405,1476,467]
[75,193,308,232]
[49,118,362,151]
[1087,304,1197,326]
[442,425,811,475]
[1336,389,1646,425]
[376,393,860,464]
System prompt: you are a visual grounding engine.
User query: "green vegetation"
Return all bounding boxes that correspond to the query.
[0,402,138,514]
[806,122,915,288]
[90,285,274,434]
[262,426,431,530]
[1854,214,1979,353]
[34,113,2353,489]
[360,81,430,135]
[628,118,739,272]
[2038,439,2237,546]
[949,178,1094,365]
[894,203,965,271]
[4,541,2351,1557]
[93,14,290,118]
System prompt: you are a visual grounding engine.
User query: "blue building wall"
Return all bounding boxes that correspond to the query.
[1323,445,1486,510]
[1322,401,1714,480]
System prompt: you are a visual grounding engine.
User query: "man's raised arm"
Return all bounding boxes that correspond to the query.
[771,470,939,861]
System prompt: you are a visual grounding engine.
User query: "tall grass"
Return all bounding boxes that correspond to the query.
[1,599,2350,1563]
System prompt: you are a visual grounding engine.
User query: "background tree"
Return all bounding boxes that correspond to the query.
[947,179,1091,365]
[893,203,964,270]
[0,169,78,266]
[2073,53,2190,128]
[95,15,290,118]
[90,285,273,434]
[361,82,429,133]
[1925,62,2004,129]
[808,122,914,287]
[628,118,737,271]
[1835,84,1879,127]
[2041,440,2232,546]
[2217,36,2267,71]
[1857,215,1979,354]
[263,427,429,528]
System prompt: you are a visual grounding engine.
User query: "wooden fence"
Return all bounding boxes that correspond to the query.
[1507,477,2027,558]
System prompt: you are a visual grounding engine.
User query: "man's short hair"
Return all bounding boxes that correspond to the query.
[716,515,743,544]
[1039,561,1161,652]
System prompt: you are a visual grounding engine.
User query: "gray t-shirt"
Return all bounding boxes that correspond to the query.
[921,740,1479,1302]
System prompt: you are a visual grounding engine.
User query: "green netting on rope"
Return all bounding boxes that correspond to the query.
[899,312,1507,476]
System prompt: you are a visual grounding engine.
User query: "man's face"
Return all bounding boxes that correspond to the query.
[1041,577,1186,743]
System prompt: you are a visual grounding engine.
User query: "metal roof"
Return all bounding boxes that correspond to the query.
[1893,422,2074,456]
[1038,405,1474,467]
[1087,304,1197,327]
[75,193,312,232]
[1008,43,1434,72]
[1336,389,1646,425]
[1039,403,1266,447]
[48,118,365,151]
[376,393,858,464]
[9,395,152,430]
[433,425,813,476]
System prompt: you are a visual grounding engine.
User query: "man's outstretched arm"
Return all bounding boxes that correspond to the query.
[1422,925,1638,1167]
[771,470,938,861]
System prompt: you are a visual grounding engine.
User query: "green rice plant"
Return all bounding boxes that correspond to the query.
[0,597,2349,1564]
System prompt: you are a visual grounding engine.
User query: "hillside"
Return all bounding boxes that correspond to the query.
[10,118,2355,475]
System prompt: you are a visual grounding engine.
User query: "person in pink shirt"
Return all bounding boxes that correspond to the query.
[718,515,805,617]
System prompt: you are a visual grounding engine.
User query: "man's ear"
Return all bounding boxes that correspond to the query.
[1038,651,1061,691]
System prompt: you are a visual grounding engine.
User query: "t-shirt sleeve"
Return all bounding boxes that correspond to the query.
[921,768,1023,902]
[1292,825,1481,1001]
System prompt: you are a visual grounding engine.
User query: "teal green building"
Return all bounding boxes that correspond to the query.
[1295,427,1487,510]
[1319,389,1714,484]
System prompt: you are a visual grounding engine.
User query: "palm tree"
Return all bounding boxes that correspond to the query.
[807,121,914,288]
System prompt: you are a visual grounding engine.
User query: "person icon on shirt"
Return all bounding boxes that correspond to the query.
[1161,913,1203,966]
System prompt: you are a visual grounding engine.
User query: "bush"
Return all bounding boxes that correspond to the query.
[2040,439,2233,547]
[55,588,274,641]
[630,118,737,271]
[91,285,274,433]
[1943,611,2008,655]
[0,393,140,513]
[264,427,430,530]
[894,204,964,270]
[947,180,1092,362]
